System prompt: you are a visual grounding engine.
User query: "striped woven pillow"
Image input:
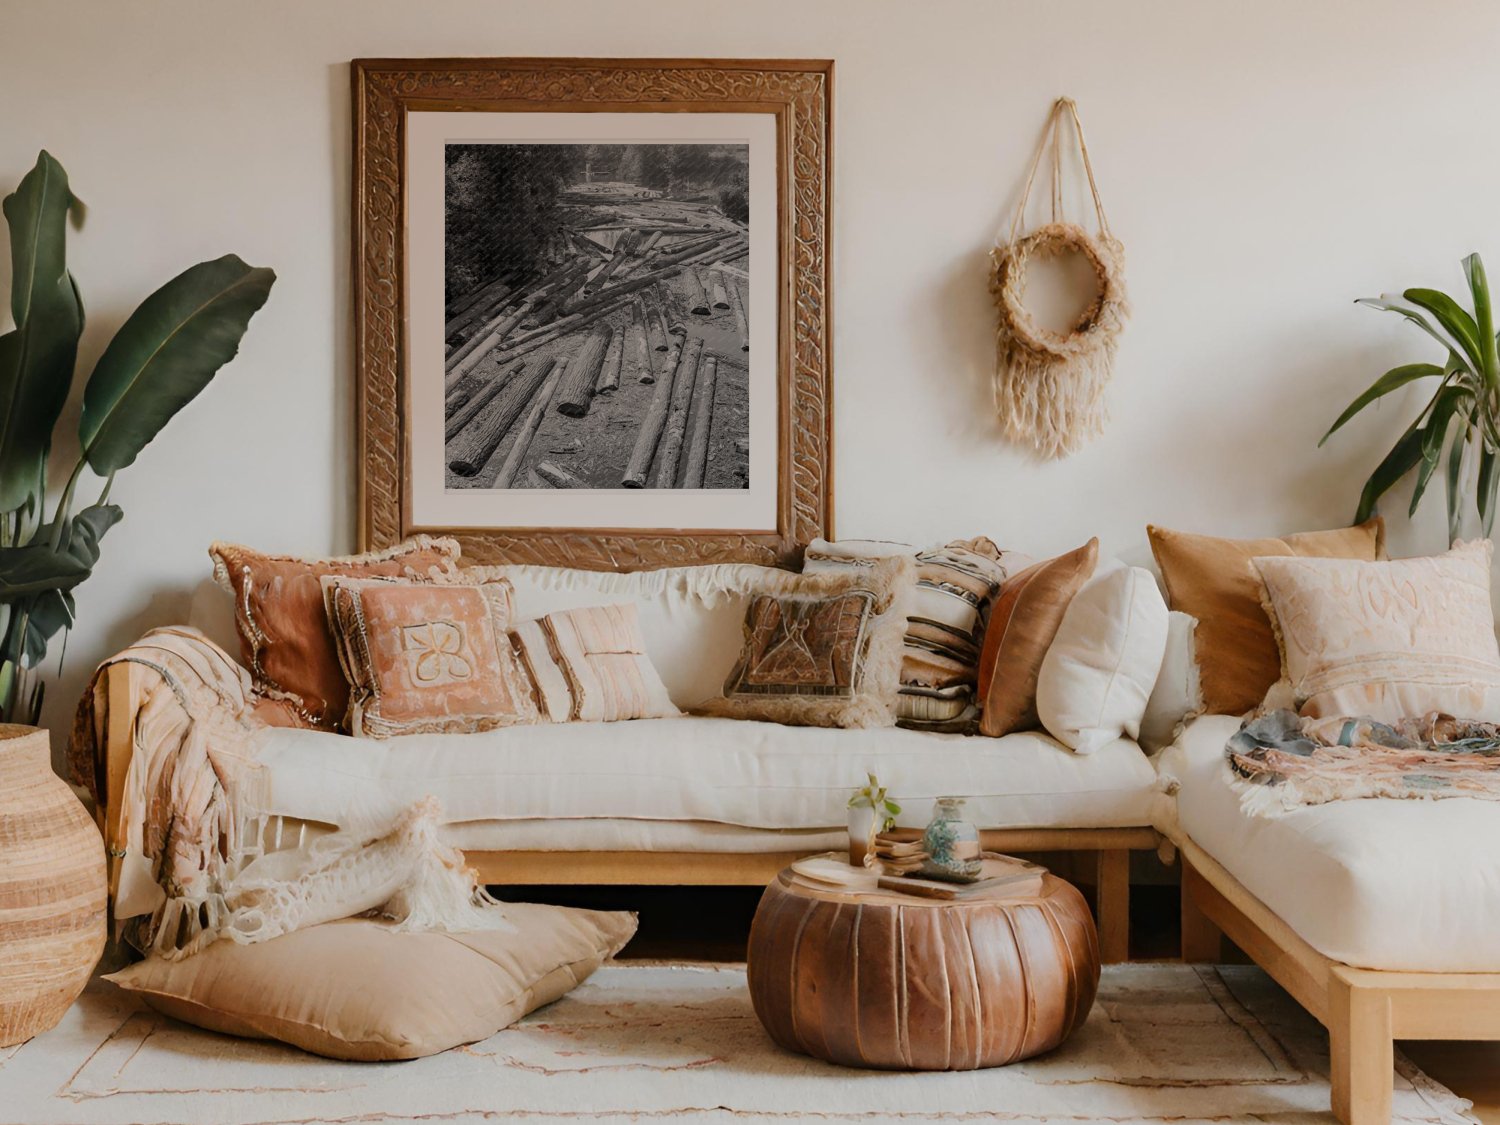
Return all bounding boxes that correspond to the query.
[803,538,1025,732]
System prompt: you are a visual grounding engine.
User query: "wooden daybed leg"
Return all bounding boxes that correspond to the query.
[1095,848,1130,964]
[1179,856,1224,963]
[1329,967,1393,1125]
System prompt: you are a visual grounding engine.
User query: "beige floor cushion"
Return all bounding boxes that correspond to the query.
[105,903,637,1060]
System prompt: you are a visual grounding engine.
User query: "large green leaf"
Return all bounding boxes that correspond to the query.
[1355,421,1426,524]
[1320,362,1443,445]
[1404,287,1483,372]
[79,254,274,473]
[0,151,84,512]
[0,542,90,599]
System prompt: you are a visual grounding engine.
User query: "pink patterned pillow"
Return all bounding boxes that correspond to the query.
[510,604,679,723]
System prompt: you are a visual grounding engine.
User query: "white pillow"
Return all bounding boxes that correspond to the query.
[1036,564,1169,754]
[1138,611,1202,752]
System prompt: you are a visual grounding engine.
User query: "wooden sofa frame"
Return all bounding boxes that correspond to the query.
[99,661,1156,963]
[1179,835,1500,1125]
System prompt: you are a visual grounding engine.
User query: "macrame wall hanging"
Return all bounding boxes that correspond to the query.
[990,97,1129,460]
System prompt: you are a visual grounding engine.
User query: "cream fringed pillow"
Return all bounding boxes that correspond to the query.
[699,555,916,729]
[106,905,637,1061]
[1254,540,1500,722]
[323,574,539,738]
[510,603,679,723]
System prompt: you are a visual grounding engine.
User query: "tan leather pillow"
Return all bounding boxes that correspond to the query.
[210,537,461,729]
[977,539,1099,737]
[323,575,540,737]
[1147,518,1385,716]
[104,904,637,1061]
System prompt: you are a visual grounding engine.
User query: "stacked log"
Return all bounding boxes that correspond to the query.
[596,325,624,395]
[445,297,539,386]
[682,355,719,488]
[728,281,749,352]
[636,230,664,256]
[623,336,701,488]
[584,229,640,294]
[644,289,668,353]
[709,269,731,310]
[446,272,514,325]
[657,282,686,337]
[630,299,654,384]
[448,359,553,477]
[651,340,705,488]
[445,281,512,347]
[446,360,524,440]
[554,324,613,418]
[534,461,587,489]
[489,357,566,488]
[685,269,711,316]
[651,231,737,268]
[526,259,593,328]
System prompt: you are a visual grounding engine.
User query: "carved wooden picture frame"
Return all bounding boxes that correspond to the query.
[352,58,832,569]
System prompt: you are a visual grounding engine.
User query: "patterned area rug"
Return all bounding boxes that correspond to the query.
[0,962,1475,1124]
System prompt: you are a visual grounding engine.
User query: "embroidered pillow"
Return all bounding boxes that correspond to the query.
[322,575,538,738]
[977,538,1099,738]
[1254,540,1500,723]
[1147,519,1385,716]
[804,537,1024,731]
[701,555,915,729]
[510,603,679,723]
[210,537,461,730]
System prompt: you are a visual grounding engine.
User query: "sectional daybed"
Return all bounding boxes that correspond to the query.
[1163,715,1500,1125]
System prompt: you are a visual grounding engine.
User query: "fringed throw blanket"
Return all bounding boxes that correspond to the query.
[70,627,509,959]
[1227,708,1500,816]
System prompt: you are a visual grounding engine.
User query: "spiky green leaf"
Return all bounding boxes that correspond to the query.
[1320,363,1443,445]
[1404,287,1484,373]
[1355,421,1426,524]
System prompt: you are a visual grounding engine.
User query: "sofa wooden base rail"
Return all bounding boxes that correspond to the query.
[404,827,1157,963]
[1178,836,1500,1125]
[99,661,1155,964]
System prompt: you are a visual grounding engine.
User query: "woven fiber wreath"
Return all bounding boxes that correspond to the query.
[990,98,1129,460]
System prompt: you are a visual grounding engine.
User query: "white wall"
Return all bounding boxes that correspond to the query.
[2,0,1497,744]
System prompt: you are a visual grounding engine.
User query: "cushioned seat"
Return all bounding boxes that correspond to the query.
[247,716,1158,841]
[1157,715,1500,972]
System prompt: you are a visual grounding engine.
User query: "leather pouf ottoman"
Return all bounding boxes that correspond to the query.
[747,866,1100,1070]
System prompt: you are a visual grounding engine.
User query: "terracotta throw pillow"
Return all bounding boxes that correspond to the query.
[510,603,679,723]
[1254,540,1500,722]
[210,537,460,729]
[104,904,637,1061]
[701,555,915,729]
[322,575,539,738]
[1147,518,1385,716]
[977,539,1099,738]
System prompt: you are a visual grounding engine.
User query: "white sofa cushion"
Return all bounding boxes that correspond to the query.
[1036,564,1168,754]
[1158,714,1500,972]
[249,716,1158,834]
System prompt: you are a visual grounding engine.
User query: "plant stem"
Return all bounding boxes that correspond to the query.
[47,457,86,552]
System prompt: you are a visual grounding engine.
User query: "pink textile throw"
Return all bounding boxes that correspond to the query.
[1226,708,1500,816]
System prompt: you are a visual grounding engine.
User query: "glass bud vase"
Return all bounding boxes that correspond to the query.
[921,797,983,882]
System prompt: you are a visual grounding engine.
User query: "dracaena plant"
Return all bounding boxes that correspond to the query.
[0,151,274,725]
[1323,253,1500,544]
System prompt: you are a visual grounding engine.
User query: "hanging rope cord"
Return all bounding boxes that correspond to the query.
[990,97,1129,460]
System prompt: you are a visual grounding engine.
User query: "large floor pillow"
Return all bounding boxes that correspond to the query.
[105,903,636,1060]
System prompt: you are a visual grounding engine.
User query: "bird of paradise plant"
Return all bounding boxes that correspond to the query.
[1323,253,1500,545]
[0,151,274,724]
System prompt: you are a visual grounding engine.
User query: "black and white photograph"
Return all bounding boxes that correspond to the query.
[441,142,751,491]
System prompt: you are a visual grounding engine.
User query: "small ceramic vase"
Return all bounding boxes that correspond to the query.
[921,797,983,882]
[847,804,878,867]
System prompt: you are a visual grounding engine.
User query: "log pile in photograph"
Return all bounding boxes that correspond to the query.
[442,158,752,490]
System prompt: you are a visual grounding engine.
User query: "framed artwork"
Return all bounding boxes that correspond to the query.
[352,57,833,569]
